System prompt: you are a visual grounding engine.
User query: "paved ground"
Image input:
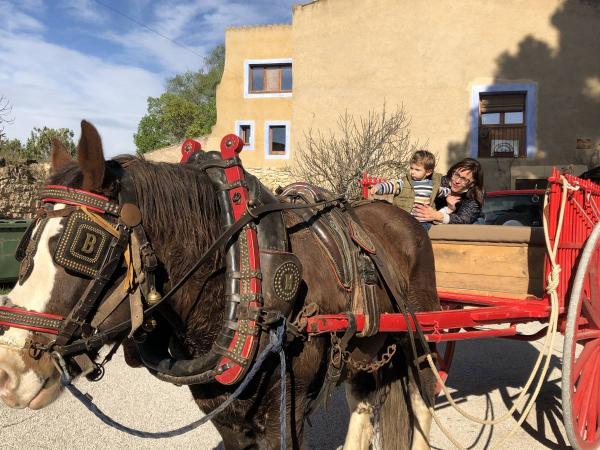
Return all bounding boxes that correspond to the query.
[1,322,571,449]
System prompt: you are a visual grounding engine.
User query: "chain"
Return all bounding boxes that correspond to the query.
[330,333,396,373]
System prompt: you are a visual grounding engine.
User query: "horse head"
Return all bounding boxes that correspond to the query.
[0,121,132,409]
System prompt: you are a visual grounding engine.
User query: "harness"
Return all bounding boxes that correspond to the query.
[0,135,332,386]
[0,134,432,447]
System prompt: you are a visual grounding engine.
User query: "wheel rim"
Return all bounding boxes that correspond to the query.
[563,223,600,450]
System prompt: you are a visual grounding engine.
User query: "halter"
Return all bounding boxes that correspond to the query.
[0,135,341,386]
[0,170,159,379]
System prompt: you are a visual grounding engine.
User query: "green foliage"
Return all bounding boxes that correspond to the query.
[0,137,24,162]
[135,44,225,155]
[24,127,76,161]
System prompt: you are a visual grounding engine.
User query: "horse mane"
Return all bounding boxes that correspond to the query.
[47,155,226,349]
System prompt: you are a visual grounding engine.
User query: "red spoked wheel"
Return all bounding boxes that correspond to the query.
[562,223,600,450]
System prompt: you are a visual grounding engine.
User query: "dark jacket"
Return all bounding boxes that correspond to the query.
[434,176,482,224]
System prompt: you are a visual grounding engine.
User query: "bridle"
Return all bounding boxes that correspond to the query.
[0,135,344,386]
[0,173,158,379]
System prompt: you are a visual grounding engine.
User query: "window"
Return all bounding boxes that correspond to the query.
[234,120,255,150]
[470,84,536,159]
[264,121,290,159]
[250,64,292,93]
[244,59,292,98]
[478,93,526,158]
[240,125,251,144]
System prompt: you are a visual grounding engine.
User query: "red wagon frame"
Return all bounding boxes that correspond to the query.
[331,168,600,449]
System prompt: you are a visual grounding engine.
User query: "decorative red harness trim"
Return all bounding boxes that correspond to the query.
[214,134,263,385]
[0,305,64,335]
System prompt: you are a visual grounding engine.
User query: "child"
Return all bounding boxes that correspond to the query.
[370,150,449,229]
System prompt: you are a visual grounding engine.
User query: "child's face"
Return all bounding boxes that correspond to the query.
[409,163,432,181]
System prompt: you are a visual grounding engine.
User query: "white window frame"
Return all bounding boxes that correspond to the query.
[470,83,537,158]
[264,121,291,160]
[234,120,255,150]
[244,58,293,99]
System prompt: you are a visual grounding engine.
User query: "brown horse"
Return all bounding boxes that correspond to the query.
[0,121,439,449]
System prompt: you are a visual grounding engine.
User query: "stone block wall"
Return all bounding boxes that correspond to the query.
[0,162,49,219]
[248,167,297,192]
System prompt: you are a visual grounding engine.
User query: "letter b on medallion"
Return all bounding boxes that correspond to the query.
[81,233,97,254]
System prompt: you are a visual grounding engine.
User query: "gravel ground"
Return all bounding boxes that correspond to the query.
[1,322,570,449]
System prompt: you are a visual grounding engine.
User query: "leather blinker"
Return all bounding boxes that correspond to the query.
[54,209,115,278]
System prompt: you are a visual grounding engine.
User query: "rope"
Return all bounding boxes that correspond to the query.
[424,175,575,449]
[62,320,288,447]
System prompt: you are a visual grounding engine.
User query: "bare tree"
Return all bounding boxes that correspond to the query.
[0,95,14,140]
[292,103,419,199]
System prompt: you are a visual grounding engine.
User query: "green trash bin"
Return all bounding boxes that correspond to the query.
[0,219,32,283]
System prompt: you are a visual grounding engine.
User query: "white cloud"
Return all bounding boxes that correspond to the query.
[62,0,108,24]
[1,0,45,33]
[0,0,298,157]
[0,31,164,157]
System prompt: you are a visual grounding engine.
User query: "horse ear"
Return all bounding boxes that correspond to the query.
[50,138,73,173]
[77,120,105,192]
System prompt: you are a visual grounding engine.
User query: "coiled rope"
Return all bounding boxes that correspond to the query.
[423,176,576,449]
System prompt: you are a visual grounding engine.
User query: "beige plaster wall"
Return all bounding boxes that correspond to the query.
[206,25,293,169]
[291,0,600,189]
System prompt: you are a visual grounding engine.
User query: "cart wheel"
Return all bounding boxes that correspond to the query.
[434,302,460,396]
[562,223,600,450]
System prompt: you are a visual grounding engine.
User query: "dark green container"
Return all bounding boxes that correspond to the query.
[0,219,31,283]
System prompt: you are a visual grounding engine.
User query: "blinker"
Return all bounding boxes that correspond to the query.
[54,209,115,278]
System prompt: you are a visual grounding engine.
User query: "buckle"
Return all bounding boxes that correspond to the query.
[257,310,283,329]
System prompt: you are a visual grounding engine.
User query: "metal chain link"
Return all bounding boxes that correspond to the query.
[330,333,396,373]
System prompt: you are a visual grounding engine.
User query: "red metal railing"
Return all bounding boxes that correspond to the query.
[545,168,600,312]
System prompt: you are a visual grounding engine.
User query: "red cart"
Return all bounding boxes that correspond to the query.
[308,169,600,449]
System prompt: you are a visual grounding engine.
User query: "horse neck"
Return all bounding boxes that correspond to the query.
[127,159,226,351]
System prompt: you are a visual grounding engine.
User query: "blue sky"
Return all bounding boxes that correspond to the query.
[0,0,297,156]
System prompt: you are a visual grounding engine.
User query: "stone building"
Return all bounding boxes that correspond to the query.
[201,0,600,190]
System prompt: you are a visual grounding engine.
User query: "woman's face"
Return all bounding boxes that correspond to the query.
[450,168,474,193]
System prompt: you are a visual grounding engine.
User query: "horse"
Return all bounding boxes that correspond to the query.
[0,121,440,450]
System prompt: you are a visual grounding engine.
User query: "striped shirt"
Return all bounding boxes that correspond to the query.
[411,179,434,221]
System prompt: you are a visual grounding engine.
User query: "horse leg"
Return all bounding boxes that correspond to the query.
[377,349,412,450]
[343,375,376,450]
[407,357,435,450]
[211,419,259,450]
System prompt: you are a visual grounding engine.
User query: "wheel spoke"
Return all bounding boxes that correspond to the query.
[586,367,600,442]
[577,353,599,438]
[573,339,600,385]
[574,352,599,419]
[582,296,600,330]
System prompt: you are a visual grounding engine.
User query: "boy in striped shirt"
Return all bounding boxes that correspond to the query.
[370,150,450,230]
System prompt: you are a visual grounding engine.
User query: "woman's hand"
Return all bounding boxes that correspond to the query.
[446,194,461,211]
[413,204,444,222]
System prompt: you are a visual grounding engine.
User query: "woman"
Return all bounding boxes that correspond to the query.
[413,158,484,224]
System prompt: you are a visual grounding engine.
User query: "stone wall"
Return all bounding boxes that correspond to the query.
[248,167,297,192]
[0,161,49,219]
[0,158,299,219]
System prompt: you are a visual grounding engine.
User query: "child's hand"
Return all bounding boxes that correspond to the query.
[446,195,461,211]
[369,185,380,195]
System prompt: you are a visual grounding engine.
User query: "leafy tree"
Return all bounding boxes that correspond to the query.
[0,137,24,162]
[135,44,225,154]
[24,126,76,161]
